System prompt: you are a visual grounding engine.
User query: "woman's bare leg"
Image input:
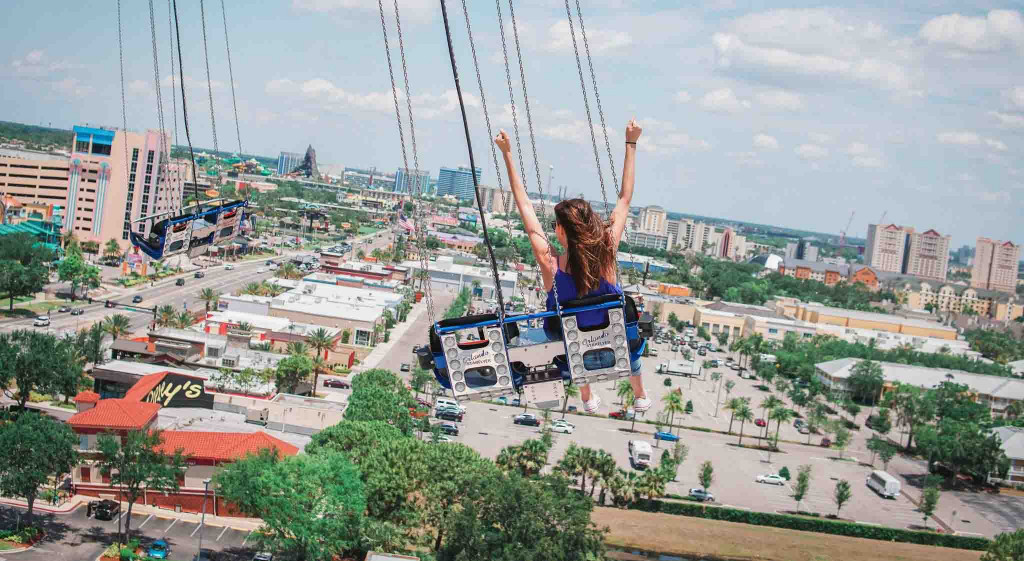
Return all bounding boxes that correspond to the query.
[630,375,647,400]
[580,383,592,404]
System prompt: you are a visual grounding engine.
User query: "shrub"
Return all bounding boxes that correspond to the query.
[628,500,990,551]
[663,378,672,387]
[778,466,791,480]
[0,527,41,544]
[685,400,694,414]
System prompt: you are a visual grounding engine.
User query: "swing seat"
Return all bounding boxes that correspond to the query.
[129,199,249,261]
[422,294,653,406]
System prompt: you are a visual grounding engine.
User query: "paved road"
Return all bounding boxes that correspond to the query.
[0,503,256,561]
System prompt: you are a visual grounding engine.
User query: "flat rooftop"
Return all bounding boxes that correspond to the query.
[154,407,311,450]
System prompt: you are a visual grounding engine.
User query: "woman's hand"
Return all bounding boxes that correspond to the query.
[495,130,512,153]
[625,118,642,143]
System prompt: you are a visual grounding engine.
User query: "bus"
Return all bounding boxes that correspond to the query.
[866,470,901,499]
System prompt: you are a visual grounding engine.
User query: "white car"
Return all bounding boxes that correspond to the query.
[33,315,50,327]
[551,420,575,434]
[756,474,786,486]
[224,264,234,270]
[257,267,267,273]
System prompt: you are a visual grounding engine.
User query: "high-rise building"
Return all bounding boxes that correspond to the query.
[625,230,669,250]
[666,219,681,248]
[0,149,70,226]
[785,240,819,261]
[277,151,302,175]
[65,125,181,250]
[905,229,951,281]
[637,205,667,235]
[972,238,1021,294]
[678,219,714,254]
[864,224,911,273]
[394,168,430,194]
[436,166,482,201]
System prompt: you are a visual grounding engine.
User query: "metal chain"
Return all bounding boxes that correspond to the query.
[172,0,201,207]
[199,0,219,152]
[221,0,243,161]
[116,0,131,201]
[501,0,560,309]
[461,0,528,305]
[166,0,181,211]
[148,0,170,218]
[377,0,436,328]
[574,0,633,281]
[563,0,624,288]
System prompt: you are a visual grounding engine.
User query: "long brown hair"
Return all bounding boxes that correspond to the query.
[553,198,615,295]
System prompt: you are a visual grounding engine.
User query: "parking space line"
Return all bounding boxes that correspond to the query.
[242,530,252,546]
[217,526,229,541]
[190,523,203,537]
[164,518,178,533]
[138,514,154,528]
[119,511,129,522]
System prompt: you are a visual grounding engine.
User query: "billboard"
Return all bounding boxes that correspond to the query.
[140,374,214,409]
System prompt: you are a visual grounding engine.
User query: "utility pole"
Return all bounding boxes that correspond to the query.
[714,370,723,417]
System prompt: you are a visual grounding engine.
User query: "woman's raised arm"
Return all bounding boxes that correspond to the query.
[609,119,642,248]
[495,130,556,290]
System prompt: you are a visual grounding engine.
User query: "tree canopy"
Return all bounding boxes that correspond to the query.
[0,412,78,524]
[0,233,53,311]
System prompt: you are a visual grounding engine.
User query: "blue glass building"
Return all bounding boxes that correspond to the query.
[436,166,482,201]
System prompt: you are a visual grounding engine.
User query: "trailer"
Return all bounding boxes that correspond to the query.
[656,359,700,377]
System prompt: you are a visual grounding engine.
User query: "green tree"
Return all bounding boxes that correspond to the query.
[103,313,132,341]
[697,460,714,495]
[103,238,122,262]
[57,252,100,301]
[759,395,784,440]
[156,305,176,327]
[793,464,812,512]
[697,326,711,341]
[833,479,852,517]
[878,441,897,471]
[716,330,729,349]
[981,529,1024,561]
[496,438,550,478]
[833,426,852,459]
[275,354,313,394]
[306,327,336,393]
[0,330,83,410]
[96,430,186,545]
[306,420,404,464]
[0,413,78,525]
[847,359,885,405]
[735,402,755,446]
[769,406,795,449]
[561,382,580,419]
[344,385,415,435]
[725,397,747,435]
[920,484,940,529]
[410,367,434,400]
[0,234,52,311]
[71,323,106,367]
[662,390,685,434]
[198,287,220,312]
[215,449,366,560]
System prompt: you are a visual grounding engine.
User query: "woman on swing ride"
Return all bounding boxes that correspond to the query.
[495,118,650,413]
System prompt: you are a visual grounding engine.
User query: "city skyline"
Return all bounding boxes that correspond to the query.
[2,2,1023,247]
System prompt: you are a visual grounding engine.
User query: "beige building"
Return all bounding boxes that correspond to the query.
[0,150,70,221]
[790,302,956,340]
[864,223,910,274]
[896,279,1023,321]
[637,205,667,235]
[905,229,951,281]
[65,125,182,250]
[972,237,1020,294]
[678,219,715,254]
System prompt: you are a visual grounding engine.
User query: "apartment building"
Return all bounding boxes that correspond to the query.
[905,229,951,281]
[864,224,910,273]
[895,279,1023,321]
[972,238,1020,294]
[637,205,667,235]
[678,219,714,254]
[776,258,885,290]
[0,149,69,224]
[666,219,681,248]
[65,126,182,250]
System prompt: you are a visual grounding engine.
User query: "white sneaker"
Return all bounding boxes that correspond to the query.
[583,395,602,414]
[633,397,652,412]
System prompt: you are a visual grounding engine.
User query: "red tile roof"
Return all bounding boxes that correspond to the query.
[73,391,101,403]
[154,431,299,462]
[123,372,174,402]
[68,399,160,430]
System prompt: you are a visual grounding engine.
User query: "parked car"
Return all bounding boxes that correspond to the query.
[93,499,120,520]
[58,306,71,313]
[688,488,715,502]
[105,300,116,308]
[697,348,707,356]
[194,271,205,278]
[710,359,720,367]
[793,419,805,428]
[820,438,832,447]
[754,418,767,427]
[798,426,810,434]
[257,267,267,273]
[224,264,234,271]
[756,474,786,486]
[148,538,170,559]
[551,420,575,434]
[400,363,410,372]
[609,410,636,420]
[265,260,274,265]
[433,435,454,443]
[70,308,84,316]
[514,413,541,426]
[438,422,459,436]
[323,378,350,389]
[33,316,50,327]
[654,431,680,441]
[132,295,143,303]
[176,278,186,286]
[567,405,578,413]
[436,409,464,422]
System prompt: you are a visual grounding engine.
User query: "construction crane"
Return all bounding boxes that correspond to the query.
[839,210,855,248]
[878,210,887,225]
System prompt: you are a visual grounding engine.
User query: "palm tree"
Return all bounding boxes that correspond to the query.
[561,383,580,419]
[241,282,261,296]
[497,439,549,478]
[724,397,746,435]
[735,403,754,446]
[662,390,685,435]
[607,470,638,508]
[156,305,176,327]
[103,239,122,263]
[235,321,253,333]
[306,327,336,392]
[175,311,194,329]
[616,379,635,408]
[287,341,309,357]
[591,449,617,500]
[709,371,722,393]
[769,406,796,448]
[759,395,784,440]
[556,443,586,492]
[103,314,132,340]
[410,367,434,400]
[198,288,220,313]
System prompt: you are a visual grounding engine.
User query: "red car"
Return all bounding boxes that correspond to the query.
[323,378,350,389]
[609,410,635,420]
[820,438,832,448]
[754,418,767,427]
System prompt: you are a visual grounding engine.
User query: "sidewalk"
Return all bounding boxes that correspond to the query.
[0,494,87,514]
[354,299,429,373]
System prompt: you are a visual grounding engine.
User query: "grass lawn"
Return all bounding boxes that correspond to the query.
[0,541,18,551]
[19,300,68,314]
[594,507,983,561]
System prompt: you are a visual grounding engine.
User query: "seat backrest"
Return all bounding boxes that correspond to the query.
[429,313,519,353]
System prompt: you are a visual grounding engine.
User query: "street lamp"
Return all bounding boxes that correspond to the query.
[197,478,211,558]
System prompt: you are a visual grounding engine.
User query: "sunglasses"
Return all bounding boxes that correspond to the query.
[550,220,559,230]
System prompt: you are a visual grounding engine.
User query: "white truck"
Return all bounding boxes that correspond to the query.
[628,440,653,470]
[657,360,700,377]
[866,470,901,499]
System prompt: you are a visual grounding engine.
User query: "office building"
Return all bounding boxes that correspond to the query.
[972,238,1021,294]
[678,219,714,254]
[394,167,430,194]
[666,219,681,248]
[0,149,69,225]
[955,245,974,266]
[276,151,302,175]
[64,126,181,250]
[637,205,667,235]
[436,166,482,201]
[625,230,669,250]
[904,229,951,281]
[864,224,910,274]
[785,239,819,262]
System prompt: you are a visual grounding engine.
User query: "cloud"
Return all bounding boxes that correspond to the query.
[852,155,883,168]
[731,151,763,167]
[809,132,832,144]
[11,50,81,78]
[979,190,1012,203]
[674,91,691,103]
[753,134,779,150]
[956,172,975,182]
[711,32,914,93]
[755,90,804,111]
[919,9,1024,53]
[989,111,1024,129]
[795,144,828,160]
[264,77,416,115]
[292,0,434,22]
[699,88,750,113]
[846,142,869,155]
[545,20,632,54]
[1005,86,1024,109]
[937,131,1008,151]
[162,73,225,91]
[52,77,94,98]
[127,79,151,95]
